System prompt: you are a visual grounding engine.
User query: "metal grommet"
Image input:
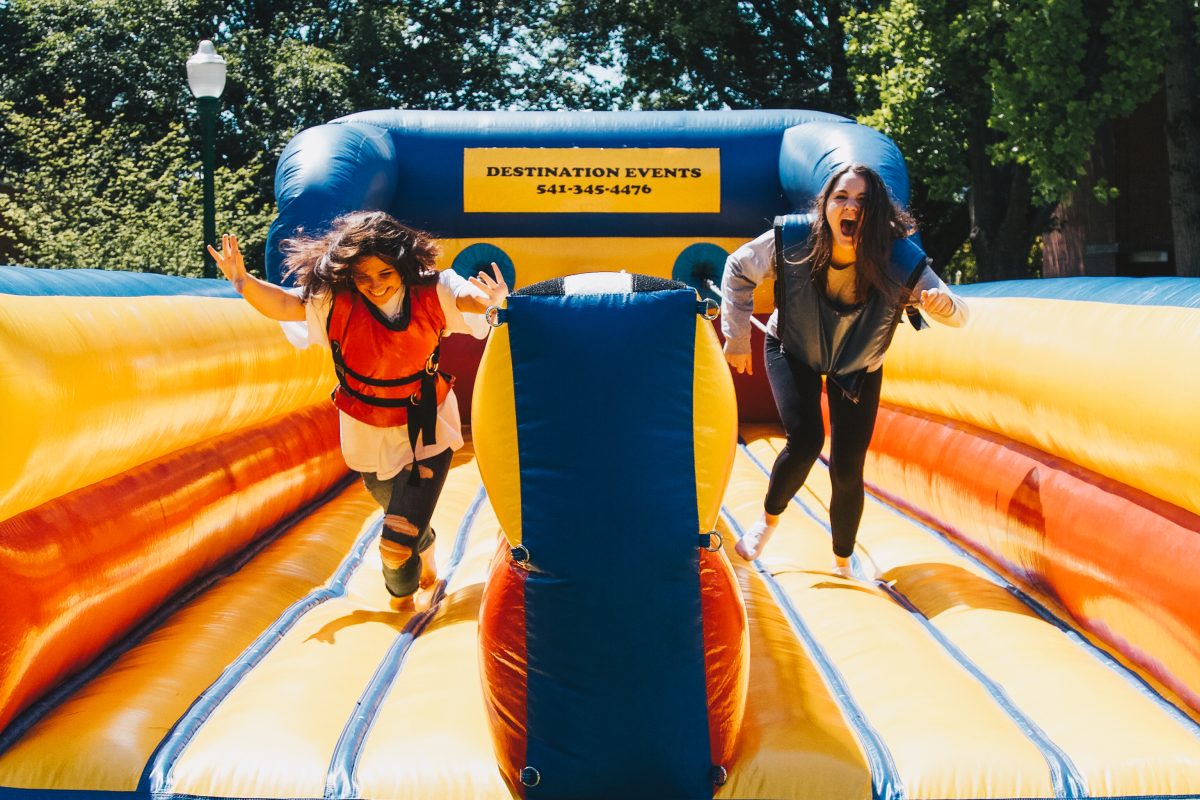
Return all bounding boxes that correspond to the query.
[702,531,722,552]
[700,297,719,320]
[710,765,728,786]
[510,544,530,567]
[520,766,541,787]
[485,305,505,327]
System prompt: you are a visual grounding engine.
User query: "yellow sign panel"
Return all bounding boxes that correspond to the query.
[463,147,721,213]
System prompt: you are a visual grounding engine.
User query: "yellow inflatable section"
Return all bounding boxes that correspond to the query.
[0,293,334,522]
[885,295,1200,518]
[3,266,1200,800]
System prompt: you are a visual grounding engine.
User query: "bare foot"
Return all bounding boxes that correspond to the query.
[413,585,436,612]
[419,540,438,590]
[389,594,416,613]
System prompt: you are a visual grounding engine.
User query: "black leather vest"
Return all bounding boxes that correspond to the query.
[773,213,928,401]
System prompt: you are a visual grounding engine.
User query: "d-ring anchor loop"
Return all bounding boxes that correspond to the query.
[699,531,722,552]
[485,305,506,327]
[520,766,541,787]
[698,297,719,320]
[510,544,531,567]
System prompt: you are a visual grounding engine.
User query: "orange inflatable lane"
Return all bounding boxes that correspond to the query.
[0,403,347,731]
[863,401,1200,712]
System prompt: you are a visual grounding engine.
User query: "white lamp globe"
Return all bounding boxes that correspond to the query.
[186,40,227,99]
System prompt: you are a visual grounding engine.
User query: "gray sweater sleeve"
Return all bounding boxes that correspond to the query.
[719,230,776,355]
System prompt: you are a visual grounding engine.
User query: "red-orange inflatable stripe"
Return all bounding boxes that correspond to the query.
[478,541,749,795]
[0,404,347,731]
[478,539,528,798]
[700,549,749,775]
[865,402,1200,712]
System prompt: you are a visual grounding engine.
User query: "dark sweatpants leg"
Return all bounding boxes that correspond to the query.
[362,447,454,598]
[762,334,827,516]
[826,368,883,558]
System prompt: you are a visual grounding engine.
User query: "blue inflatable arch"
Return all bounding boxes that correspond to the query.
[267,110,911,284]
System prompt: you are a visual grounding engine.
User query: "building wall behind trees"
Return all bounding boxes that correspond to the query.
[1045,89,1175,278]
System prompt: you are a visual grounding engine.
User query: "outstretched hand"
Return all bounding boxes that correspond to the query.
[469,262,510,307]
[725,352,753,376]
[919,287,954,317]
[208,234,249,293]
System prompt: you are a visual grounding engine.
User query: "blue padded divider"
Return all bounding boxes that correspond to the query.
[507,288,712,799]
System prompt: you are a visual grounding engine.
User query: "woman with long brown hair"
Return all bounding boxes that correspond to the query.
[720,164,968,577]
[210,211,508,608]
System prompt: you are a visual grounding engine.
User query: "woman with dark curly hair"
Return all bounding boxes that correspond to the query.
[209,211,508,608]
[720,164,968,577]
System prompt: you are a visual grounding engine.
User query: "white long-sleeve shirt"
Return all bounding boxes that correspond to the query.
[720,231,968,370]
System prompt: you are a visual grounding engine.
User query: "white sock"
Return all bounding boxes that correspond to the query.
[735,517,777,561]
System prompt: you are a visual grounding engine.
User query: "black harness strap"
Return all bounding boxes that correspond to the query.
[330,342,441,389]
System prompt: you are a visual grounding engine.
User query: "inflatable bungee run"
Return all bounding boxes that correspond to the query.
[2,110,1200,800]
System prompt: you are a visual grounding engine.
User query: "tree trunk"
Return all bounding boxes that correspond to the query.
[911,182,971,279]
[1164,1,1200,277]
[966,119,1047,281]
[825,0,856,116]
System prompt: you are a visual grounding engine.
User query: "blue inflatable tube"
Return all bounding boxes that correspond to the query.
[956,276,1200,308]
[266,110,915,283]
[0,265,239,298]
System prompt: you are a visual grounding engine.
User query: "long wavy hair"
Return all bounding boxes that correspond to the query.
[281,211,440,301]
[802,164,916,306]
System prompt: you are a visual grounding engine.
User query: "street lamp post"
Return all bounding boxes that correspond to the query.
[186,40,227,279]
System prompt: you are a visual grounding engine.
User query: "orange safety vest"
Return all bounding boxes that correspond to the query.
[326,285,452,434]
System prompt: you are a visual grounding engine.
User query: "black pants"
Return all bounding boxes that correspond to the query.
[362,448,453,597]
[762,334,883,558]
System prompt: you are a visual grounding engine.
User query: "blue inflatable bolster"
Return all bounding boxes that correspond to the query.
[266,122,399,284]
[891,236,927,275]
[778,121,912,211]
[891,237,930,330]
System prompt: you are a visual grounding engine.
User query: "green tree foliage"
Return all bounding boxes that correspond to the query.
[0,94,271,274]
[848,0,1172,280]
[546,0,871,114]
[2,0,1191,280]
[0,0,607,275]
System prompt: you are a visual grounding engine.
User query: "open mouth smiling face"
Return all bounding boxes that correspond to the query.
[352,255,404,307]
[827,172,869,248]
